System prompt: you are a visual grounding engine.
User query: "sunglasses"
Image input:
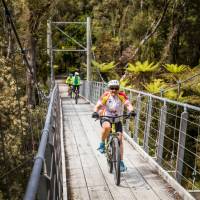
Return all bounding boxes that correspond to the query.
[109,87,119,90]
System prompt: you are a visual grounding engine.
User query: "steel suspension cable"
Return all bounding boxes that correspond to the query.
[1,0,49,101]
[155,71,200,96]
[1,0,32,75]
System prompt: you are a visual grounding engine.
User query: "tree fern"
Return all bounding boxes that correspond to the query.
[91,60,115,73]
[144,79,166,93]
[127,60,159,73]
[164,64,189,73]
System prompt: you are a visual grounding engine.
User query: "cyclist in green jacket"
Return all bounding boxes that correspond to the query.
[72,72,81,94]
[66,73,73,96]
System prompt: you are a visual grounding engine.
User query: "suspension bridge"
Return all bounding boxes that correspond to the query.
[23,79,200,200]
[1,2,200,198]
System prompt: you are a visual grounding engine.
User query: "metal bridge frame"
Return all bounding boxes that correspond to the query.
[80,81,200,200]
[47,17,92,91]
[24,85,63,200]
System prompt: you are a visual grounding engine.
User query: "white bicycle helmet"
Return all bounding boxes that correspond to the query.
[75,72,79,76]
[108,80,120,88]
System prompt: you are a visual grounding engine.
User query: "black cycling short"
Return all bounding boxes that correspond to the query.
[73,85,80,92]
[100,118,123,133]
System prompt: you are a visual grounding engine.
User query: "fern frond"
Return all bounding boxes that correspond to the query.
[164,64,190,73]
[144,79,166,93]
[127,60,159,73]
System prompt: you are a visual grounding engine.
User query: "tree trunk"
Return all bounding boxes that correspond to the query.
[26,35,36,106]
[6,24,13,59]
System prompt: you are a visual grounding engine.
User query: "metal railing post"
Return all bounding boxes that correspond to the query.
[156,103,167,165]
[86,17,91,81]
[133,94,141,142]
[143,96,152,153]
[176,110,188,183]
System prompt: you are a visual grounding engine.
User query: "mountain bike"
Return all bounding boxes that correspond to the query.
[73,86,79,104]
[96,114,130,185]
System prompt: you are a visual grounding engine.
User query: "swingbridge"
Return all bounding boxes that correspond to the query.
[24,80,200,200]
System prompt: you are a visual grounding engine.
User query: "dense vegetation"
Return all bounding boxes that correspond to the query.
[0,0,200,199]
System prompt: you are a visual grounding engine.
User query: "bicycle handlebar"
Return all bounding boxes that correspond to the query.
[94,114,131,121]
[99,114,129,118]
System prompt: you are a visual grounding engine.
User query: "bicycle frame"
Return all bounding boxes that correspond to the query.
[74,87,79,104]
[98,114,130,185]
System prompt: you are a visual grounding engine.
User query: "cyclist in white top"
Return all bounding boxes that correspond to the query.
[92,80,136,172]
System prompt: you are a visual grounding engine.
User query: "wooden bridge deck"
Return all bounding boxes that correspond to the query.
[59,83,180,200]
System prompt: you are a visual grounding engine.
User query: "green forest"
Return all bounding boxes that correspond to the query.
[0,0,200,199]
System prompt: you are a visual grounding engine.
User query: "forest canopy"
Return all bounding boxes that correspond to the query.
[0,0,200,199]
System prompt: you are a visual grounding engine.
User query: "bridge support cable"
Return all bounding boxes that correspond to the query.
[154,71,200,98]
[80,80,199,199]
[1,0,49,101]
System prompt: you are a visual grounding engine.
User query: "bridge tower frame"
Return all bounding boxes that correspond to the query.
[47,17,91,90]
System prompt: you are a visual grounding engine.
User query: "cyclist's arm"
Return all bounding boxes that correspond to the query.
[126,102,133,112]
[94,92,109,112]
[94,102,102,112]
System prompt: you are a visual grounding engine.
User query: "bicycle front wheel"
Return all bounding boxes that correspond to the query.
[106,141,113,173]
[75,93,78,104]
[112,137,121,185]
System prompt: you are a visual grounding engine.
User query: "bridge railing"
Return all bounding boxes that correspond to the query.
[80,81,200,195]
[24,85,63,200]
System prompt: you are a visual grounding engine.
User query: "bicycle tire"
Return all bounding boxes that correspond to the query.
[75,92,78,104]
[106,138,113,173]
[112,137,121,185]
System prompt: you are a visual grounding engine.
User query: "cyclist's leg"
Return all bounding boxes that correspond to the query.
[98,119,111,153]
[69,84,72,96]
[76,85,79,94]
[67,84,71,95]
[72,85,75,97]
[101,119,111,141]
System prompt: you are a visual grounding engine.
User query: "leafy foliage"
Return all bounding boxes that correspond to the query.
[143,79,166,93]
[91,60,115,73]
[127,60,159,73]
[1,0,200,197]
[164,64,190,74]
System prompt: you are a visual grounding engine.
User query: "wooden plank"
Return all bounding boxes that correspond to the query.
[125,142,175,200]
[65,143,79,156]
[69,187,90,200]
[66,154,82,170]
[67,168,87,188]
[83,167,107,187]
[88,186,112,200]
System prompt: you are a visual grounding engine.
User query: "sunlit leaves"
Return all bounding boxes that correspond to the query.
[127,60,159,73]
[143,79,166,93]
[91,60,115,72]
[164,64,190,73]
